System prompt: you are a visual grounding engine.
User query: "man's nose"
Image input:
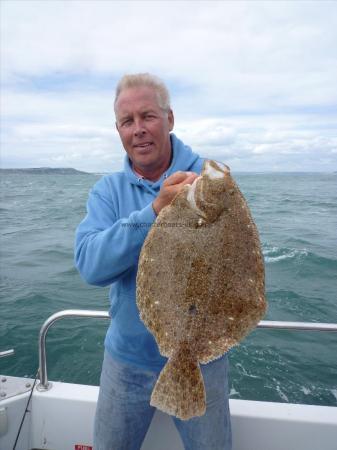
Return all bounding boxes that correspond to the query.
[134,119,146,137]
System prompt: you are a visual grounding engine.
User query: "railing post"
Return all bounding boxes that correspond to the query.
[36,310,110,391]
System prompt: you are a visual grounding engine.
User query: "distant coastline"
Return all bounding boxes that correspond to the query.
[0,167,89,175]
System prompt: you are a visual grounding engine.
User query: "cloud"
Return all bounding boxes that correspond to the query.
[1,1,337,171]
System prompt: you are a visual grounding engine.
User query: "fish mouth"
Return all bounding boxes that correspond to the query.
[186,176,207,219]
[186,160,228,220]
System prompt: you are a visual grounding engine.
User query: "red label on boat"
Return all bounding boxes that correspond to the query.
[75,446,93,450]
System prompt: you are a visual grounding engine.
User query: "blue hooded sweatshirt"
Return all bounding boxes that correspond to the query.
[75,133,204,371]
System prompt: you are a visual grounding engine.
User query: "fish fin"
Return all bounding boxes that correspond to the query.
[150,345,206,420]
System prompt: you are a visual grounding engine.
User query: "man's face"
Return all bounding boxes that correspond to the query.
[115,86,174,178]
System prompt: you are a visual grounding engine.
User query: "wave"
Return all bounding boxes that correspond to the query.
[263,245,337,274]
[263,245,308,263]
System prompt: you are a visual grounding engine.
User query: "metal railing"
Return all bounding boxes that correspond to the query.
[37,310,110,391]
[0,349,15,358]
[36,309,337,391]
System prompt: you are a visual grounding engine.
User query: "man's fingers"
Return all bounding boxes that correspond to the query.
[183,173,199,186]
[153,171,199,215]
[165,171,198,186]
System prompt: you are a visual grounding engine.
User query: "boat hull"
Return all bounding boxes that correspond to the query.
[1,377,337,450]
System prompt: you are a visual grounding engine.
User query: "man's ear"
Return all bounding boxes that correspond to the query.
[168,109,174,132]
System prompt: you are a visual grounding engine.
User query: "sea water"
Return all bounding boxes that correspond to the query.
[0,172,336,406]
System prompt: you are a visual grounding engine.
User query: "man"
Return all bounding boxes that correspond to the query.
[75,73,232,450]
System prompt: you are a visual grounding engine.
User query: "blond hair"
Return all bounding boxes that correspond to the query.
[114,73,171,113]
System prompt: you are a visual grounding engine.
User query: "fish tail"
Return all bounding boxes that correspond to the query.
[150,344,206,420]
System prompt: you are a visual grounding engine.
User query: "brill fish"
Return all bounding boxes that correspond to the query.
[136,160,267,420]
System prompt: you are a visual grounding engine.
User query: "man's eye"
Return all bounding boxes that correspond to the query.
[121,119,132,127]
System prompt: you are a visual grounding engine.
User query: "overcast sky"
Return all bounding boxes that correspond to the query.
[1,0,337,172]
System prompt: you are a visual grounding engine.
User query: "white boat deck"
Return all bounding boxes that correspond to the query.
[1,376,337,450]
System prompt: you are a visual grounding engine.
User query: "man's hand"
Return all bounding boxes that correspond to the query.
[152,171,199,215]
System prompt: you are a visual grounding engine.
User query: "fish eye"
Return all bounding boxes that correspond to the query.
[188,304,197,314]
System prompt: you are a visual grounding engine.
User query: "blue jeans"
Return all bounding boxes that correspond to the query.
[94,350,232,450]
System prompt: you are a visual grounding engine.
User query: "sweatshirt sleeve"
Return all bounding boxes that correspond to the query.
[74,185,156,287]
